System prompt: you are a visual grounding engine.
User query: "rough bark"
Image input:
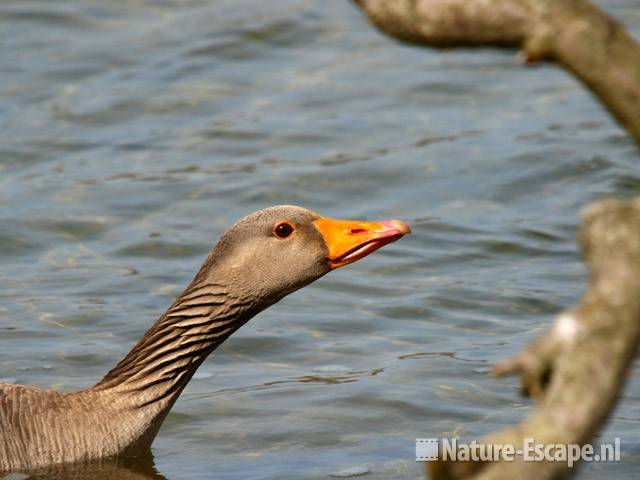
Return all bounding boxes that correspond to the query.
[353,0,640,146]
[352,2,640,478]
[429,198,640,479]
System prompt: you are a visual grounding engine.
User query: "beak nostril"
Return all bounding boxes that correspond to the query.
[349,228,368,235]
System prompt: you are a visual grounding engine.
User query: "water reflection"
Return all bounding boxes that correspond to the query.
[7,452,165,480]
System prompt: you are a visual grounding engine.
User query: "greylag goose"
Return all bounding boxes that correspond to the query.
[0,205,410,471]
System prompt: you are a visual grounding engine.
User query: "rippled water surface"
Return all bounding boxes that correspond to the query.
[2,1,640,479]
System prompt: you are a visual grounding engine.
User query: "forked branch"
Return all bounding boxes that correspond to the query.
[354,0,640,145]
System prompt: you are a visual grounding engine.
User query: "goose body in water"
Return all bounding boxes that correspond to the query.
[0,205,410,472]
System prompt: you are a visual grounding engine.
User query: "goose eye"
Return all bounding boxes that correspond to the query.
[274,222,294,239]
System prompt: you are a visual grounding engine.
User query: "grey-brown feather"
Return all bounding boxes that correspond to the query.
[0,206,330,472]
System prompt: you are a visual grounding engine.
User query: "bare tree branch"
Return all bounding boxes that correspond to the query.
[429,198,640,480]
[354,0,640,145]
[352,2,640,478]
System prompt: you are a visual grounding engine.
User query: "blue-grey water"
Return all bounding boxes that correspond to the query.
[1,1,639,479]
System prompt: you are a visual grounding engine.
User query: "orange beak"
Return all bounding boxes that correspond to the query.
[313,216,411,269]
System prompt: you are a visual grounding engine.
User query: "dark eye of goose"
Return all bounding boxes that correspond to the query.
[274,222,294,239]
